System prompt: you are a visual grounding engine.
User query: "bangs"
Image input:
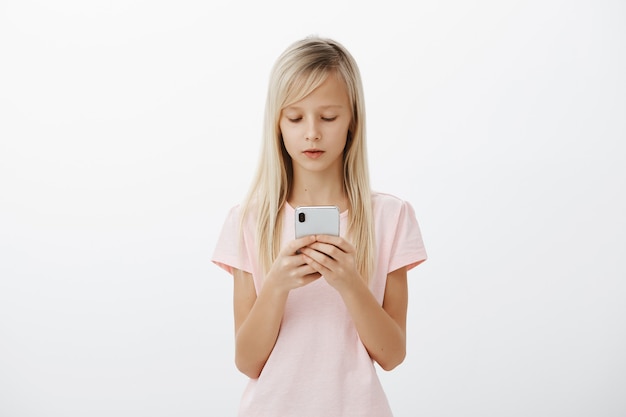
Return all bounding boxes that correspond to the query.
[281,68,332,109]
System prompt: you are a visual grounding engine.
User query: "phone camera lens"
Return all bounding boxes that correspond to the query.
[298,212,305,223]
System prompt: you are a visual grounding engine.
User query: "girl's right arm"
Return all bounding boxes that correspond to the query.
[232,235,320,379]
[233,268,287,379]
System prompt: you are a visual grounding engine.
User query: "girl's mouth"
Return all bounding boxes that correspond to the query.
[303,150,324,159]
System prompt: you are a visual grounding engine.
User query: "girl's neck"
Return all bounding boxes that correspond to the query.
[288,170,348,212]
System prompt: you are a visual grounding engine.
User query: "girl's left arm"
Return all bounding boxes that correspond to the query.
[343,266,408,371]
[300,236,409,371]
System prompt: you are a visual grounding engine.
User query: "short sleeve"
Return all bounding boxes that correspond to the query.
[211,205,253,275]
[387,200,427,273]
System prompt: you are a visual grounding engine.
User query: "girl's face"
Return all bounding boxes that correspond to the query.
[279,72,352,177]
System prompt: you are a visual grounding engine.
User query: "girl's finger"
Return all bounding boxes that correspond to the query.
[296,263,319,276]
[313,235,354,253]
[301,252,329,275]
[301,248,333,270]
[284,235,317,255]
[306,242,344,259]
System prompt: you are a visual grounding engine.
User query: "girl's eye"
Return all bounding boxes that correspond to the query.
[321,116,337,122]
[287,117,302,123]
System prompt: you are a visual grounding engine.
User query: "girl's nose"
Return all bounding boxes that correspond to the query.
[305,120,321,141]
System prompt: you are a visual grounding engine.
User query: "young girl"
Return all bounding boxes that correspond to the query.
[212,36,427,417]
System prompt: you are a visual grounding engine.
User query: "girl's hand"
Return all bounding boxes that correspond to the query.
[264,235,322,293]
[299,235,363,292]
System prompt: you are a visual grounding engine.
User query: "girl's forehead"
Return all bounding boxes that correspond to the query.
[283,72,350,109]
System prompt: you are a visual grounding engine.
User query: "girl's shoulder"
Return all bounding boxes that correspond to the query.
[371,191,422,227]
[371,191,412,212]
[224,201,259,224]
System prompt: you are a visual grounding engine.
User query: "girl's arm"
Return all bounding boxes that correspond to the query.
[233,268,288,379]
[233,235,321,379]
[340,267,408,371]
[300,235,412,371]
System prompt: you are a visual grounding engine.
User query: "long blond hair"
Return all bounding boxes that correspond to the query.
[241,36,375,281]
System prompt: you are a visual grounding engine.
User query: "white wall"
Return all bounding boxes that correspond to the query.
[1,1,624,416]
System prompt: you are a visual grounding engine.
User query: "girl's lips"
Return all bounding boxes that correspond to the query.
[303,150,324,159]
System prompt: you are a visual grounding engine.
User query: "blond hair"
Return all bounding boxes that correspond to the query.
[241,36,375,281]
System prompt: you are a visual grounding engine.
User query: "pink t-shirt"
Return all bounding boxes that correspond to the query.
[212,192,427,417]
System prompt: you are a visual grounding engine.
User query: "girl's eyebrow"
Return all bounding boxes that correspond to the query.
[283,104,345,111]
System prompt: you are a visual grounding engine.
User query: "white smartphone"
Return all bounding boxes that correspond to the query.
[294,206,340,238]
